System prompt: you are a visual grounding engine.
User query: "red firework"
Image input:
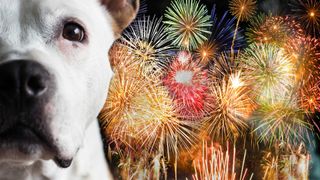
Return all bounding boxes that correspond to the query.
[163,54,208,120]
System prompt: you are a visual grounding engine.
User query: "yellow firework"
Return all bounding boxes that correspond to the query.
[229,0,257,21]
[205,74,255,142]
[262,143,310,180]
[100,73,197,158]
[192,142,252,180]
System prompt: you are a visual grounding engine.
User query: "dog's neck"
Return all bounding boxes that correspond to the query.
[0,120,111,180]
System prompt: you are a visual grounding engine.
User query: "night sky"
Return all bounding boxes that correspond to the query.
[146,0,291,18]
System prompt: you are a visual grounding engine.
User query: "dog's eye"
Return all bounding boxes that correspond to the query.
[62,22,85,42]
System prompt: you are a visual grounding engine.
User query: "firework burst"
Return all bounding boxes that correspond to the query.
[192,142,252,180]
[240,43,295,103]
[163,55,208,120]
[246,15,304,46]
[204,74,255,142]
[121,16,173,79]
[163,0,212,50]
[251,99,311,146]
[100,73,197,158]
[229,0,257,21]
[289,0,320,38]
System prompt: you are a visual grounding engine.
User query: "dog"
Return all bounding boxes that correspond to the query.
[0,0,138,179]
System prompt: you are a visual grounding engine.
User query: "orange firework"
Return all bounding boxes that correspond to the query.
[229,0,257,21]
[100,72,197,158]
[205,75,255,142]
[289,0,320,38]
[195,42,218,66]
[246,15,304,46]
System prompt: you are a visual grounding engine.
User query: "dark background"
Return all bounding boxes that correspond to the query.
[146,0,291,18]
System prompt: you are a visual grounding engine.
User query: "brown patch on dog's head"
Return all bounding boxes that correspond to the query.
[101,0,139,38]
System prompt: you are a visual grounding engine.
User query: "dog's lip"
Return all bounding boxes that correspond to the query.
[0,123,53,151]
[0,124,75,167]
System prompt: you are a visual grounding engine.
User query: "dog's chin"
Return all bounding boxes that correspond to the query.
[0,124,73,168]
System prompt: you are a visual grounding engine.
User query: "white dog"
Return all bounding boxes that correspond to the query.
[0,0,138,179]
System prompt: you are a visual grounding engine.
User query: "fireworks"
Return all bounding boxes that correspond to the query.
[163,0,212,50]
[289,0,320,38]
[229,0,257,21]
[121,16,173,79]
[204,75,255,142]
[251,99,311,146]
[163,55,208,120]
[246,15,304,46]
[239,43,295,103]
[192,142,252,180]
[285,37,320,113]
[104,0,320,179]
[101,72,197,158]
[262,143,310,180]
[115,149,167,180]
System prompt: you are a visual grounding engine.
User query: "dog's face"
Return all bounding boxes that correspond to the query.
[0,0,137,168]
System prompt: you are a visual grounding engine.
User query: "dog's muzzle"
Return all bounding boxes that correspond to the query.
[0,60,63,159]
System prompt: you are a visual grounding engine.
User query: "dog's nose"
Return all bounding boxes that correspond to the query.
[0,60,50,99]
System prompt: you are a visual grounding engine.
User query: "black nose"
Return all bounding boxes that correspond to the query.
[0,60,51,100]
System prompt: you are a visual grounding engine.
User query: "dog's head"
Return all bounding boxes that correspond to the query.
[0,0,138,167]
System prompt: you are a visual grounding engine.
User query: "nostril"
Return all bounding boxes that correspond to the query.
[26,75,47,96]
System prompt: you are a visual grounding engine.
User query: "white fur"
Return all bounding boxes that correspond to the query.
[0,0,117,179]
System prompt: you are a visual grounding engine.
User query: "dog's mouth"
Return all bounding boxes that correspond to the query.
[0,123,73,168]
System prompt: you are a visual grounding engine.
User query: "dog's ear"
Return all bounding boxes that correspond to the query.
[101,0,139,38]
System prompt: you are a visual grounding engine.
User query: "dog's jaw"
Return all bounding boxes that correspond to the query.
[0,120,111,180]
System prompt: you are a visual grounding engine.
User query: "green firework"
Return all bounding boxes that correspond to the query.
[163,0,212,51]
[239,43,296,104]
